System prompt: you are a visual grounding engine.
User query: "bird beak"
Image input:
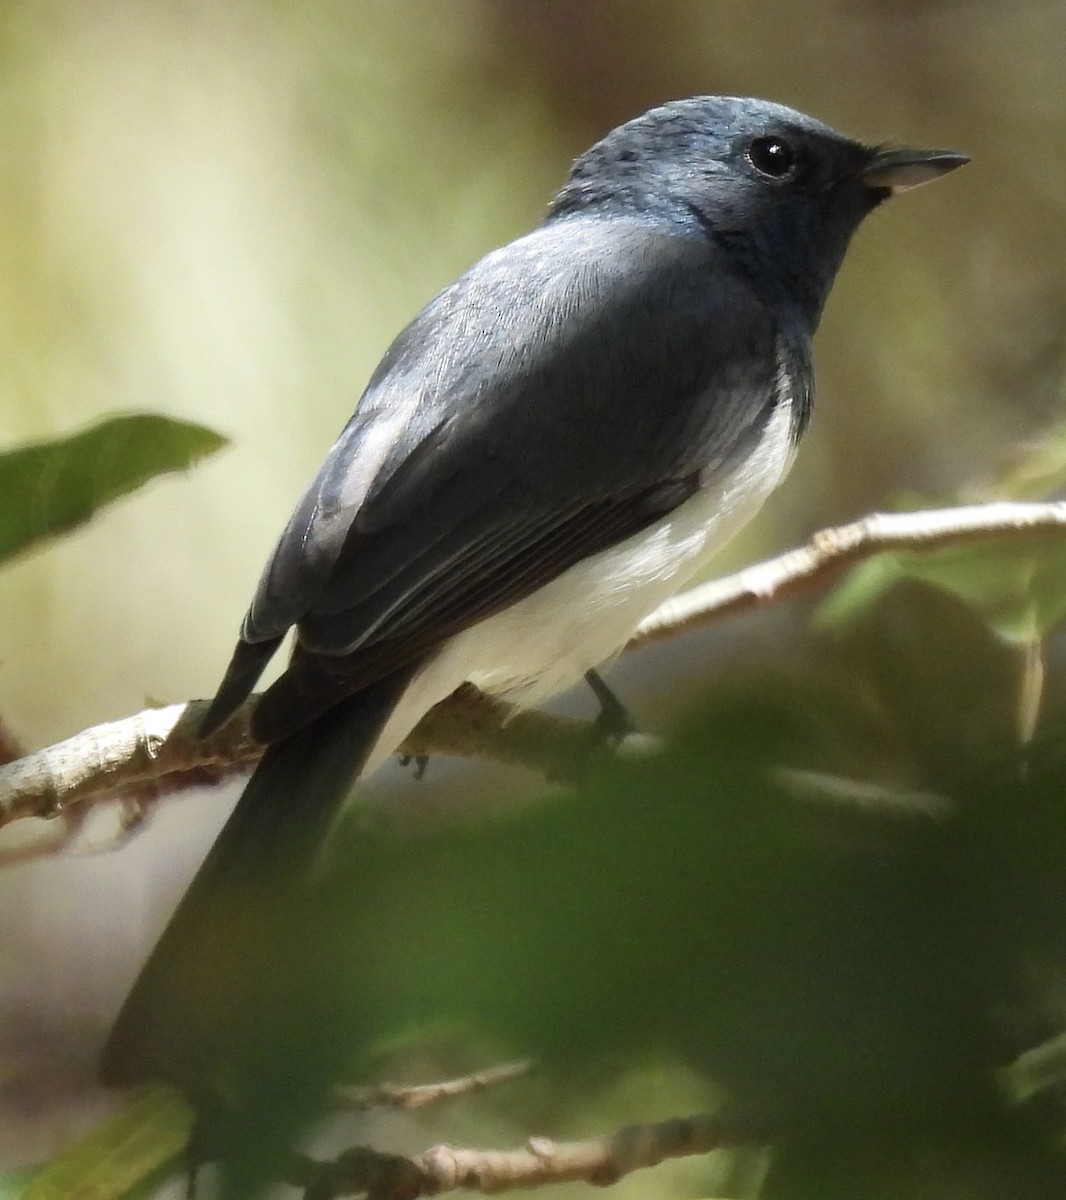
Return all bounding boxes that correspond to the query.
[861,147,970,194]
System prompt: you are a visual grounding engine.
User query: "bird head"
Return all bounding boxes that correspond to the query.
[549,96,967,328]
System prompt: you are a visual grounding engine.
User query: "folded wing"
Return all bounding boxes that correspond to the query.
[203,216,783,740]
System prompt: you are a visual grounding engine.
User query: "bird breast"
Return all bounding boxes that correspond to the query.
[358,394,797,779]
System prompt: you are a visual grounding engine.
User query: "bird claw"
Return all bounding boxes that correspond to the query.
[584,669,639,745]
[398,753,430,781]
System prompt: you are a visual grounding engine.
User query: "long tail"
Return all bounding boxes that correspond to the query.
[101,666,418,1092]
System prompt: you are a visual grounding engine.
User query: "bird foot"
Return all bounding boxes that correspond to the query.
[398,752,430,781]
[584,669,639,744]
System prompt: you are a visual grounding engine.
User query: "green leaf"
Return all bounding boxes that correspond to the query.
[21,1088,192,1200]
[819,534,1066,644]
[203,697,985,1177]
[0,1169,40,1200]
[0,414,227,565]
[986,405,1066,502]
[818,394,1066,643]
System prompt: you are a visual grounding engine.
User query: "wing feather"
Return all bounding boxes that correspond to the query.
[206,215,783,739]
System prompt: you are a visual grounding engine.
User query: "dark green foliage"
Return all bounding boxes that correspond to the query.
[17,1090,192,1200]
[199,579,1066,1197]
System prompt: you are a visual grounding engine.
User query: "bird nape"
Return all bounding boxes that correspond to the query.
[101,94,966,1173]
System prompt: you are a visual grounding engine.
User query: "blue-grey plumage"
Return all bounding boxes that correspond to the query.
[103,96,966,1092]
[235,222,792,743]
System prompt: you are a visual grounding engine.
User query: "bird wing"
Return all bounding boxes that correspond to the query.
[205,216,785,738]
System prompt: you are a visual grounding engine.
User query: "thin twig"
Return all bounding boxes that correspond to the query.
[290,1110,770,1199]
[336,1061,532,1112]
[631,500,1066,645]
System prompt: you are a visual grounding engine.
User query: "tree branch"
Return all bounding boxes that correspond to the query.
[336,1060,532,1113]
[3,500,1064,838]
[289,1110,769,1199]
[630,499,1066,645]
[0,687,635,834]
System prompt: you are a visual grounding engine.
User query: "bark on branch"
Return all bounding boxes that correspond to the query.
[335,1060,532,1113]
[289,1110,769,1199]
[630,499,1066,644]
[2,500,1064,841]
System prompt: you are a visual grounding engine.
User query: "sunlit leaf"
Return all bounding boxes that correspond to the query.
[818,534,1066,643]
[0,1169,39,1200]
[986,402,1066,502]
[21,1088,192,1200]
[0,414,227,565]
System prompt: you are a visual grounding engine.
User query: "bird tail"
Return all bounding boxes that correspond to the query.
[100,666,418,1091]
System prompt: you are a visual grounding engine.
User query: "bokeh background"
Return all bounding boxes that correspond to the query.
[0,0,1064,1190]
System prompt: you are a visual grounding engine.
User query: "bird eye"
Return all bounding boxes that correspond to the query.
[746,136,798,179]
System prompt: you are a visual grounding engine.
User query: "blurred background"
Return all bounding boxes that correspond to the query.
[0,0,1064,1188]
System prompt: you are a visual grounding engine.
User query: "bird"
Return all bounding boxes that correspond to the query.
[102,96,967,1095]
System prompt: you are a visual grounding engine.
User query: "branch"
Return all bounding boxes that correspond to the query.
[289,1110,770,1199]
[336,1060,531,1113]
[3,500,1065,836]
[0,687,637,832]
[631,500,1066,645]
[0,698,258,831]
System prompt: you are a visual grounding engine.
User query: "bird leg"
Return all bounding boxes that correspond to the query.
[584,669,638,742]
[397,752,430,780]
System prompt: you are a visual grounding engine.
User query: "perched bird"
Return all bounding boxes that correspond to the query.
[102,96,966,1092]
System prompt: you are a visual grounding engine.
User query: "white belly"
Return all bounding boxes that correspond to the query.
[362,399,796,777]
